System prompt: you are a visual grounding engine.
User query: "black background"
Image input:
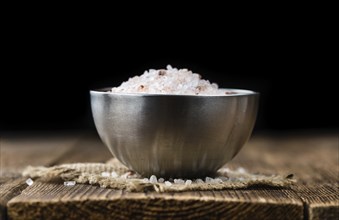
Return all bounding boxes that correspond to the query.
[0,12,337,133]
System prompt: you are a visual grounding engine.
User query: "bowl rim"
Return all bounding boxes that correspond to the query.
[90,88,259,97]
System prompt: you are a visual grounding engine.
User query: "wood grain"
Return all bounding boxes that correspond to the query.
[0,178,28,220]
[0,133,77,219]
[8,182,303,220]
[1,132,338,219]
[230,134,339,220]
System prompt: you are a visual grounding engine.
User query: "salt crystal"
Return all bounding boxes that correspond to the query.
[185,180,192,185]
[205,177,213,183]
[111,171,118,178]
[213,178,223,183]
[101,172,110,177]
[158,178,165,183]
[164,181,172,186]
[142,178,149,183]
[64,181,76,186]
[110,66,236,96]
[88,178,96,185]
[195,179,204,184]
[149,175,158,184]
[174,179,185,184]
[218,176,229,182]
[25,178,33,186]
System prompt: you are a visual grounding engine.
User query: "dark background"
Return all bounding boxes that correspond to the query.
[0,12,337,133]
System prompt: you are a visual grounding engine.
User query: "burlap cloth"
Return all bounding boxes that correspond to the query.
[22,158,295,192]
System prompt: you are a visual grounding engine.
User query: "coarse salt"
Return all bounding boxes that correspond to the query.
[195,179,204,184]
[185,180,192,185]
[164,181,172,186]
[111,65,235,96]
[174,179,185,184]
[64,181,76,186]
[205,177,213,183]
[149,175,158,184]
[25,178,34,186]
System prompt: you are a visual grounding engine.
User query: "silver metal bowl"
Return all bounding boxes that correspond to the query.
[90,88,259,178]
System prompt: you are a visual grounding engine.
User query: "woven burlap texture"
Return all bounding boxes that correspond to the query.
[22,158,295,192]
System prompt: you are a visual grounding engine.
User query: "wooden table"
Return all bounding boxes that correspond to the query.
[0,132,338,220]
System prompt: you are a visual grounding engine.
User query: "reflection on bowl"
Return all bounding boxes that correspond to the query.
[90,88,259,178]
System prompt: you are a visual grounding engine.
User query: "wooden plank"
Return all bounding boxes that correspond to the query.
[7,182,303,220]
[0,132,110,219]
[230,134,339,220]
[0,133,78,219]
[294,184,339,220]
[5,134,306,220]
[0,177,28,220]
[3,133,339,219]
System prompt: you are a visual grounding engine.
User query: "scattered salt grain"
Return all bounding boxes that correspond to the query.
[195,179,204,184]
[164,181,172,186]
[185,180,192,185]
[205,177,213,183]
[25,178,33,186]
[149,175,158,184]
[88,176,97,184]
[101,172,110,177]
[218,176,229,182]
[213,178,223,184]
[64,181,76,186]
[174,179,185,184]
[111,171,119,178]
[158,178,165,183]
[142,178,149,183]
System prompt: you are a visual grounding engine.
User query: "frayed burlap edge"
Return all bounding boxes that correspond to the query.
[22,159,296,192]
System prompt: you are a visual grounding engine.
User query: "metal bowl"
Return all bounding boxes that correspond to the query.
[90,88,259,178]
